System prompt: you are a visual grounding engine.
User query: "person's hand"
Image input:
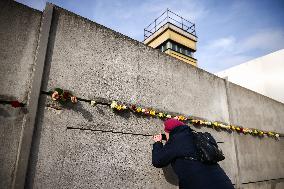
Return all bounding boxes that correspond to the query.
[153,134,162,142]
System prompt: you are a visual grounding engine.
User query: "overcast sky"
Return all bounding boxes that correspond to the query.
[16,0,284,73]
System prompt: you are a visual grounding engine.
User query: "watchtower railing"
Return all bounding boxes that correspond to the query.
[144,9,196,40]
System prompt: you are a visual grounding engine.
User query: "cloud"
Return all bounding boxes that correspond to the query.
[91,0,208,40]
[198,28,284,73]
[243,30,284,52]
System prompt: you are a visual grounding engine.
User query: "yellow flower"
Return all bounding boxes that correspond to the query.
[223,125,231,129]
[213,122,218,127]
[191,120,198,123]
[136,107,142,113]
[268,132,274,136]
[158,113,164,118]
[150,110,156,116]
[230,125,236,130]
[259,132,264,136]
[116,105,122,110]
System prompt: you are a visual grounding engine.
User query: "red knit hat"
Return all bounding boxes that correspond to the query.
[164,118,185,133]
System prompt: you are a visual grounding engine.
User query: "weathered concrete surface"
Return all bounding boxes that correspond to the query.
[228,83,284,133]
[42,7,230,124]
[60,129,177,189]
[1,2,283,189]
[235,135,284,183]
[227,83,284,183]
[25,6,239,188]
[0,1,41,188]
[242,179,284,189]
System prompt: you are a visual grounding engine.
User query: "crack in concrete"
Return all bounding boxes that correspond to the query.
[66,127,225,144]
[66,126,153,137]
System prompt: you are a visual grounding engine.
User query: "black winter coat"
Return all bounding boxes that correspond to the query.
[152,125,234,189]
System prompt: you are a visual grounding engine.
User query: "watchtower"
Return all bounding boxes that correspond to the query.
[144,9,197,66]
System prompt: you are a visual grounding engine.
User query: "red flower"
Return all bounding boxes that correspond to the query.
[62,91,71,100]
[239,128,244,133]
[11,101,21,108]
[131,105,136,111]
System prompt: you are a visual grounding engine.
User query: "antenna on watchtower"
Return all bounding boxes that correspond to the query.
[143,9,198,66]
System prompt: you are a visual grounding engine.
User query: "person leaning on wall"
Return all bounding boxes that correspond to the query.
[152,119,234,189]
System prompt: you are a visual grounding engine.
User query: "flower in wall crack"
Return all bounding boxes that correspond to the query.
[252,129,258,135]
[116,105,122,110]
[150,110,156,116]
[177,116,186,121]
[51,91,60,101]
[212,122,219,127]
[131,105,137,111]
[11,101,21,108]
[144,109,150,115]
[190,120,198,124]
[275,133,280,138]
[242,128,249,134]
[258,131,264,136]
[166,114,172,118]
[136,107,142,113]
[158,112,165,118]
[62,91,71,101]
[268,131,275,137]
[204,121,212,126]
[230,125,236,131]
[71,96,77,103]
[90,100,96,107]
[111,101,118,109]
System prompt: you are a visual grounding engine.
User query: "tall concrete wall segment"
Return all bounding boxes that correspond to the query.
[0,2,283,189]
[26,5,238,189]
[226,83,284,186]
[0,1,42,189]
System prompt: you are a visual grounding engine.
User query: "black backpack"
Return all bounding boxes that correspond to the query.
[192,131,225,164]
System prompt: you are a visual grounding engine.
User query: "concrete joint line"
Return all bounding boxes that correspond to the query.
[224,79,242,189]
[241,178,284,185]
[11,3,54,189]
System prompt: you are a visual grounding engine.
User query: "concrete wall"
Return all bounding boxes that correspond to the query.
[0,2,283,189]
[217,49,284,103]
[0,1,41,188]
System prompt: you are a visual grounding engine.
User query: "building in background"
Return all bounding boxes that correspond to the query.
[143,9,198,66]
[217,49,284,103]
